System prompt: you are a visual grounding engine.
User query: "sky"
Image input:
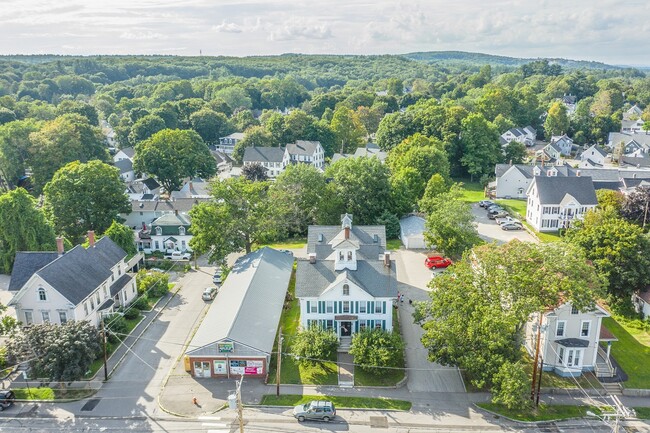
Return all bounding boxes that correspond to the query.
[1,0,649,65]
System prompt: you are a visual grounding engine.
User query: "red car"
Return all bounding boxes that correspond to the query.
[424,256,452,269]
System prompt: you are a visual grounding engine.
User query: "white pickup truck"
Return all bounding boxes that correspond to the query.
[164,251,192,260]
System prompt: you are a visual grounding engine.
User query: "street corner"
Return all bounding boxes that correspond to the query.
[158,375,228,417]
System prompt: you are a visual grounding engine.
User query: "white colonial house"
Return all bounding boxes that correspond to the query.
[242,146,289,178]
[115,159,135,182]
[141,213,192,253]
[295,214,398,350]
[500,126,537,147]
[525,303,616,378]
[216,132,245,154]
[549,135,574,156]
[8,235,141,327]
[286,140,325,170]
[621,118,645,134]
[526,175,598,231]
[113,147,135,163]
[579,145,608,169]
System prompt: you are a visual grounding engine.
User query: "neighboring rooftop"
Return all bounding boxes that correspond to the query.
[532,175,598,205]
[243,146,286,163]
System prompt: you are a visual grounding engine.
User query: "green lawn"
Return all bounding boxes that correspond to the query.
[386,239,402,250]
[477,403,601,421]
[634,407,650,419]
[259,238,307,250]
[603,316,650,389]
[495,199,527,219]
[457,181,486,203]
[14,388,96,400]
[354,309,405,386]
[261,394,411,411]
[267,265,338,385]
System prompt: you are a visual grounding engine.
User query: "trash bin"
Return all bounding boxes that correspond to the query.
[227,393,237,410]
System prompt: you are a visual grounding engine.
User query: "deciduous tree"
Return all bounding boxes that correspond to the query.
[291,325,339,367]
[349,329,404,374]
[459,113,502,181]
[544,101,569,137]
[103,220,137,255]
[44,160,130,243]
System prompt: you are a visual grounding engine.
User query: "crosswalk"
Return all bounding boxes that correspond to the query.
[198,416,230,432]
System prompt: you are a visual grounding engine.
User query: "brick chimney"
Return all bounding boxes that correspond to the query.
[309,253,316,264]
[344,227,350,240]
[56,237,64,256]
[87,230,95,247]
[383,251,390,267]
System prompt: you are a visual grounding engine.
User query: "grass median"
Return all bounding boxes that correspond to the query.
[261,394,411,411]
[477,403,602,421]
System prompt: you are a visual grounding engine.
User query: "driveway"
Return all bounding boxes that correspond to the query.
[393,249,466,393]
[472,203,538,244]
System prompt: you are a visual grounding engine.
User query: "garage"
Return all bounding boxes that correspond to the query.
[184,247,293,378]
[399,215,427,250]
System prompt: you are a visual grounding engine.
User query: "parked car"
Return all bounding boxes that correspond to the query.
[488,211,508,220]
[278,249,294,256]
[0,390,15,411]
[495,216,518,225]
[501,222,524,231]
[486,203,502,211]
[478,200,494,208]
[293,400,336,422]
[487,208,506,216]
[213,272,223,284]
[165,251,191,260]
[202,287,217,301]
[425,256,453,269]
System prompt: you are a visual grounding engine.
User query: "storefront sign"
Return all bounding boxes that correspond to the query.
[213,360,227,374]
[229,359,263,375]
[217,341,234,353]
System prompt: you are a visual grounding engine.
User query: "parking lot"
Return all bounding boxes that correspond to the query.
[471,203,538,244]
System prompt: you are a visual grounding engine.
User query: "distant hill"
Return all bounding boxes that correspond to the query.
[403,51,622,70]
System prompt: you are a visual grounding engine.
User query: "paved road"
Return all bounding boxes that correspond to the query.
[393,249,466,393]
[472,203,538,244]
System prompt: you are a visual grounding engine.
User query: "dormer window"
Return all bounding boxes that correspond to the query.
[155,226,162,235]
[343,284,349,296]
[38,288,47,301]
[339,252,344,261]
[347,251,352,260]
[179,226,185,236]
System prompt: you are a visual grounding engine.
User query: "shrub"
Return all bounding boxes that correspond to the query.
[291,325,339,366]
[376,211,401,239]
[103,314,128,344]
[136,269,169,297]
[123,307,140,320]
[131,296,149,311]
[491,361,531,410]
[349,328,404,374]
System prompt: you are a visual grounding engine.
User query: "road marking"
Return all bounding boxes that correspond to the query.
[207,430,229,433]
[198,416,222,421]
[203,423,228,427]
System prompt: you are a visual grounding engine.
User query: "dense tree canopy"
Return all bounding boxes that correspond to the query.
[0,188,56,273]
[103,220,137,255]
[133,128,216,192]
[44,160,130,243]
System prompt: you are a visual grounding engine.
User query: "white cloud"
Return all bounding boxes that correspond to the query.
[269,20,332,41]
[120,31,167,40]
[213,20,243,33]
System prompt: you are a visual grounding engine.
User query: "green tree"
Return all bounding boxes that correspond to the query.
[491,361,531,410]
[56,100,99,125]
[103,220,137,255]
[133,129,216,192]
[375,111,417,151]
[214,87,252,111]
[596,189,625,214]
[459,113,502,181]
[422,185,482,258]
[189,178,277,263]
[128,114,166,146]
[232,126,277,163]
[189,108,231,144]
[504,141,527,165]
[6,321,101,384]
[544,101,570,137]
[270,164,328,236]
[291,325,339,367]
[0,119,40,188]
[29,114,108,192]
[136,269,170,297]
[419,241,603,389]
[564,210,650,298]
[349,329,405,374]
[417,174,449,211]
[242,162,269,182]
[375,211,401,239]
[621,185,650,226]
[0,188,56,274]
[330,106,366,154]
[43,160,130,243]
[325,157,392,225]
[0,107,17,125]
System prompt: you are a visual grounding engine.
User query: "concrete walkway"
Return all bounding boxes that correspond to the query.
[337,352,354,386]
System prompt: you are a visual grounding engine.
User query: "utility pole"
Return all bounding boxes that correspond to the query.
[236,378,244,433]
[101,318,108,381]
[276,327,282,396]
[536,357,543,406]
[530,312,543,403]
[643,197,649,229]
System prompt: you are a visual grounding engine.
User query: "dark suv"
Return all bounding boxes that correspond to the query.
[0,390,16,411]
[293,400,336,422]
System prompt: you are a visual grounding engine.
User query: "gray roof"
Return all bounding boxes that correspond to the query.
[584,145,608,158]
[399,215,425,237]
[243,146,285,163]
[621,156,650,168]
[307,225,386,255]
[286,140,321,156]
[151,213,191,227]
[532,176,597,205]
[114,159,133,174]
[186,247,294,357]
[142,178,160,191]
[592,180,622,191]
[609,132,650,147]
[295,259,397,298]
[555,338,590,348]
[9,252,59,292]
[14,237,127,305]
[118,147,135,158]
[221,132,245,140]
[110,274,133,297]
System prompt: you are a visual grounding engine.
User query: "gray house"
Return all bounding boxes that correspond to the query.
[184,247,293,378]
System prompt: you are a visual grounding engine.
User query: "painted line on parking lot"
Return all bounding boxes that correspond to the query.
[198,416,222,421]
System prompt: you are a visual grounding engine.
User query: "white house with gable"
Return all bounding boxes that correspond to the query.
[526,175,598,231]
[295,214,398,350]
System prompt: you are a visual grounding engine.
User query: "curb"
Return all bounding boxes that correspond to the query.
[472,403,590,425]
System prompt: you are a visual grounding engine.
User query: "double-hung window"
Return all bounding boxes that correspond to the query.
[581,320,591,337]
[556,320,566,337]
